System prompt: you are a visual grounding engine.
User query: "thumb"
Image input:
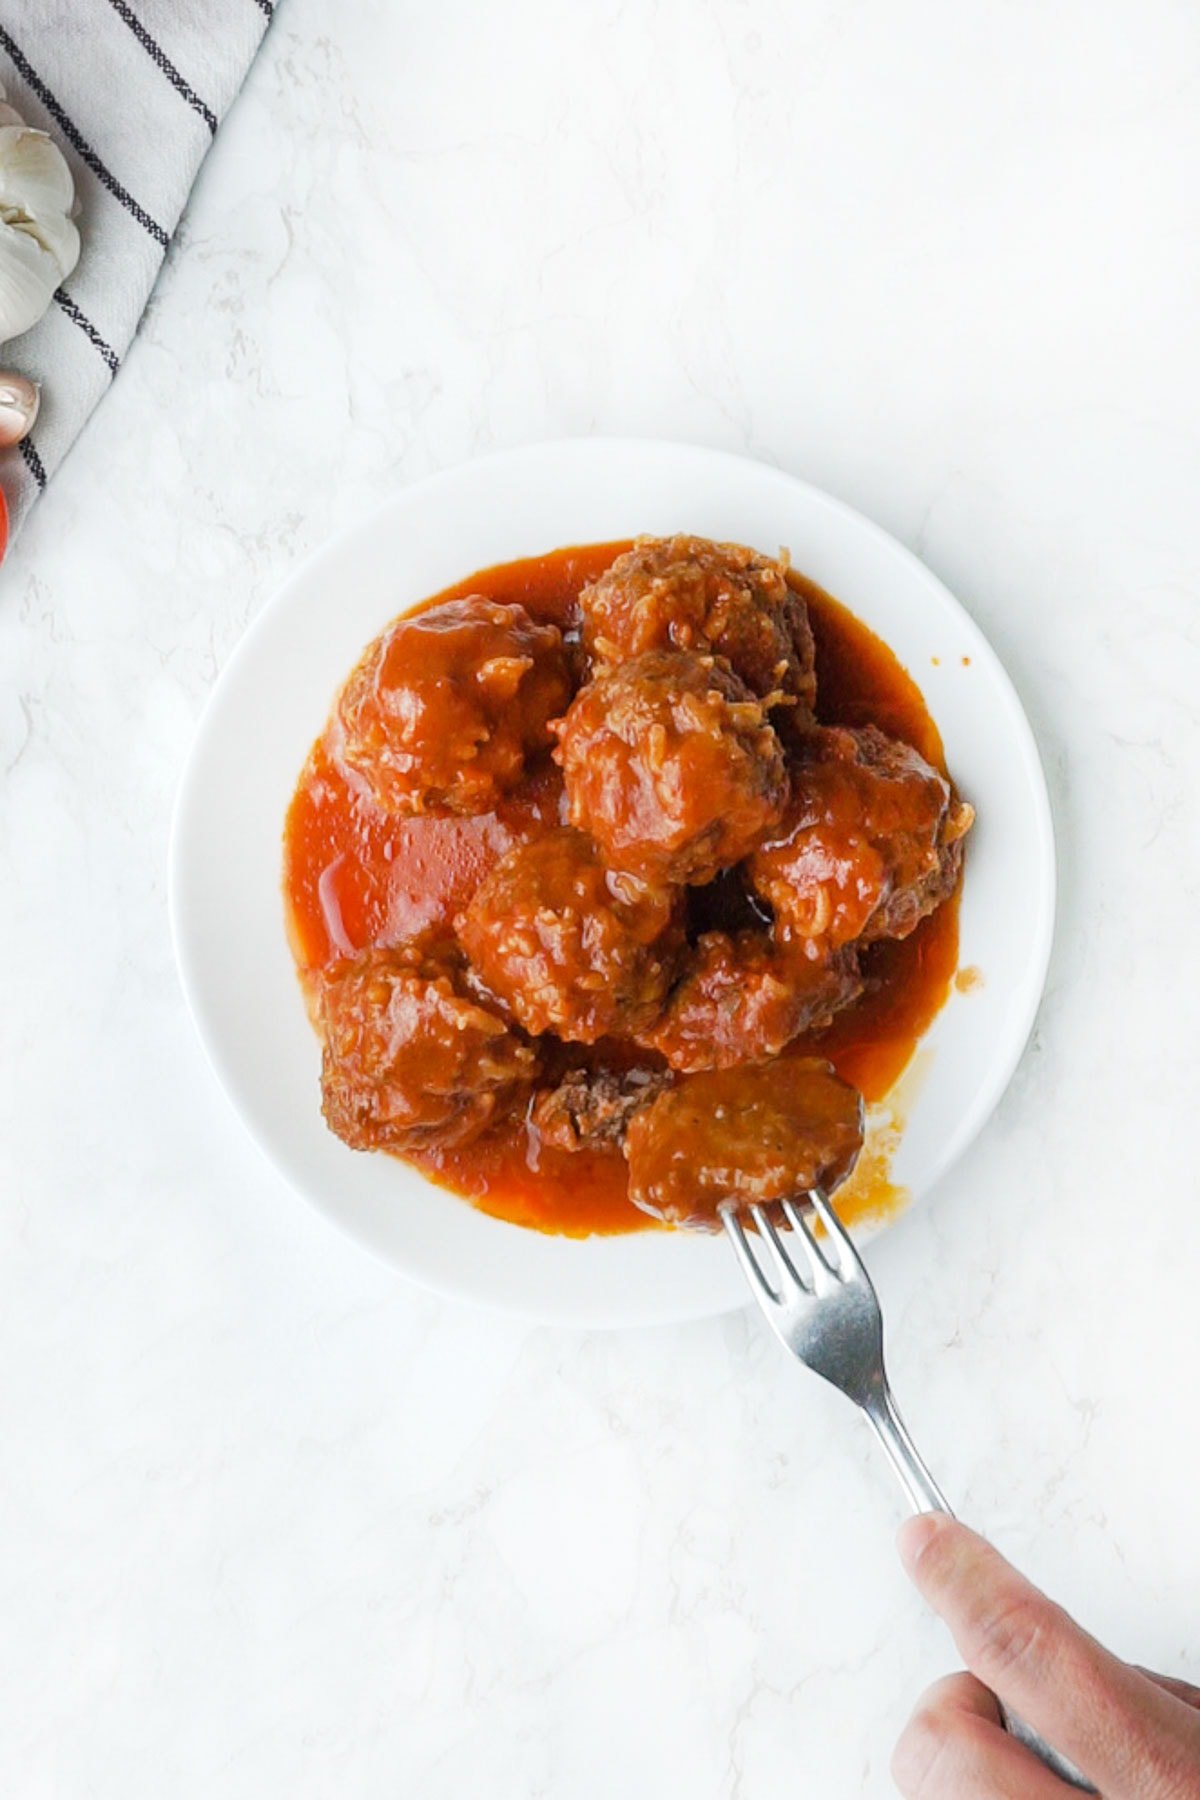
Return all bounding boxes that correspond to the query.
[898,1514,1200,1798]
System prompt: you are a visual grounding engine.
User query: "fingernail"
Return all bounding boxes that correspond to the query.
[0,374,40,447]
[897,1511,946,1575]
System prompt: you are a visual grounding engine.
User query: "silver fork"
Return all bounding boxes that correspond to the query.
[722,1189,1096,1792]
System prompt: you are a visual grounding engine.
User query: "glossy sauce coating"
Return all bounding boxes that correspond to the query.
[749,723,969,948]
[580,533,817,714]
[336,596,570,815]
[557,649,787,885]
[625,1056,865,1225]
[460,827,681,1042]
[318,944,538,1152]
[637,933,862,1073]
[284,543,962,1236]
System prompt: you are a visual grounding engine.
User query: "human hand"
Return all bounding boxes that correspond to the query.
[892,1513,1200,1797]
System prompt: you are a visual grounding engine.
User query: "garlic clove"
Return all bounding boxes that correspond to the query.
[0,218,67,338]
[0,126,77,222]
[5,198,80,281]
[0,370,39,445]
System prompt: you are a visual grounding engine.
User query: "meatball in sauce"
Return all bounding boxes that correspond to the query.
[319,944,538,1155]
[625,1058,865,1228]
[639,932,863,1073]
[750,724,974,950]
[459,827,681,1043]
[336,595,570,815]
[580,534,816,719]
[556,650,788,886]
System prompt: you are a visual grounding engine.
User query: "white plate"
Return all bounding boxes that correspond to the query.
[170,439,1054,1328]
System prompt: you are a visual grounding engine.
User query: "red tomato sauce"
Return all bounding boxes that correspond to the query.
[283,544,961,1236]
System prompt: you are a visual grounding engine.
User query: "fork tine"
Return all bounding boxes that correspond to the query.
[720,1202,779,1302]
[805,1187,868,1283]
[748,1204,812,1292]
[780,1195,839,1290]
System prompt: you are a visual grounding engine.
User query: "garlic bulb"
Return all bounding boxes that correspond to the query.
[0,92,80,343]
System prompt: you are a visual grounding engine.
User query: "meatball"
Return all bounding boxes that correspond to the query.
[749,725,974,948]
[319,945,538,1154]
[527,1064,673,1154]
[556,651,788,885]
[458,828,681,1043]
[580,534,816,716]
[336,596,571,815]
[639,932,862,1073]
[624,1057,864,1227]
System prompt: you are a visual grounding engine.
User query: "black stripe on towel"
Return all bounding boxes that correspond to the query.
[19,436,47,490]
[54,288,121,375]
[253,0,274,17]
[105,0,218,136]
[0,25,169,247]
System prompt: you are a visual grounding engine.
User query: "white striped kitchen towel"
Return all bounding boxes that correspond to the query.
[0,0,275,539]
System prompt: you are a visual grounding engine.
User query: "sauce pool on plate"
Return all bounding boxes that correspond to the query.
[284,543,961,1237]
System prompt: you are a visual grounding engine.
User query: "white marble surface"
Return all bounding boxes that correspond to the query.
[3,2,1200,1793]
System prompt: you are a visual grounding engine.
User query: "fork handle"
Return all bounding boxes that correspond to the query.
[863,1382,1097,1792]
[863,1381,953,1515]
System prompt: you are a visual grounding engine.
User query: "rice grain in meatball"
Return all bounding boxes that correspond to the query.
[459,828,681,1043]
[580,534,816,717]
[319,945,538,1154]
[556,650,788,886]
[750,724,974,948]
[337,595,571,815]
